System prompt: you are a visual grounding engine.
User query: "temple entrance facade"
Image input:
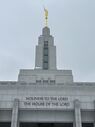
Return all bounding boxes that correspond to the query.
[0,108,95,127]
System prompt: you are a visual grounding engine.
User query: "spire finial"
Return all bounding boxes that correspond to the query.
[44,8,48,26]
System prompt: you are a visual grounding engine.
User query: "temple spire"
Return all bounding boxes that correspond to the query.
[44,8,48,26]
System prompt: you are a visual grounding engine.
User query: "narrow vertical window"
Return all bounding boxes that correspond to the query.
[43,41,49,70]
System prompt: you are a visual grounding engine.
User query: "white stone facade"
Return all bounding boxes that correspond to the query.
[0,27,95,127]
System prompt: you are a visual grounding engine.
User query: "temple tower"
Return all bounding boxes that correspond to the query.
[35,27,56,70]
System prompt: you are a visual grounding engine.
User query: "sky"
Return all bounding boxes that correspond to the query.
[0,0,95,82]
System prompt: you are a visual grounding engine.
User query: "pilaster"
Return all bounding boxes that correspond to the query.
[11,98,19,127]
[74,99,82,127]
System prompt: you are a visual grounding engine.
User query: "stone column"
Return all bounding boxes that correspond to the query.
[11,98,19,127]
[74,99,82,127]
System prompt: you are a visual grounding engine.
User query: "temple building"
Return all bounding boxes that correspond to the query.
[0,11,95,127]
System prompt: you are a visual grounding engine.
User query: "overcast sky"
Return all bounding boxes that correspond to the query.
[0,0,95,82]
